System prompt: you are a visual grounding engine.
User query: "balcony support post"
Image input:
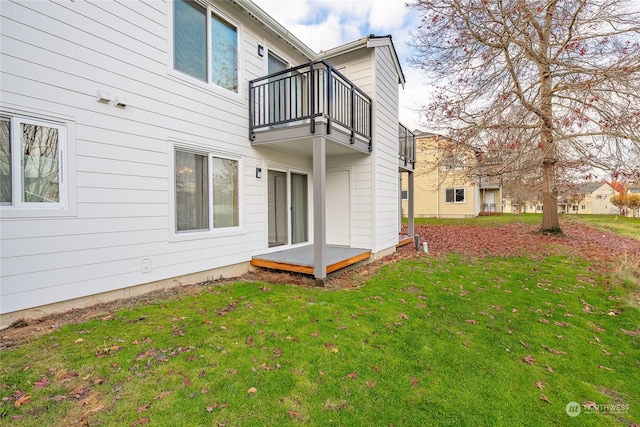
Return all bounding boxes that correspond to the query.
[310,63,316,134]
[326,66,332,135]
[313,136,327,282]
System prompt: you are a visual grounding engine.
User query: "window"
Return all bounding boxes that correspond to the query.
[175,148,239,232]
[401,190,408,200]
[1,115,66,208]
[173,0,238,92]
[444,153,465,170]
[445,188,465,203]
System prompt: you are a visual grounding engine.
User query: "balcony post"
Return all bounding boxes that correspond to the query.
[326,66,332,134]
[313,136,327,282]
[349,84,355,144]
[310,63,316,134]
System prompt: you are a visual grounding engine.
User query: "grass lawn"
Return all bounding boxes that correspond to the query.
[562,215,640,240]
[1,219,639,426]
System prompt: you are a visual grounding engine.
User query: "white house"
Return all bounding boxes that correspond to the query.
[0,0,415,327]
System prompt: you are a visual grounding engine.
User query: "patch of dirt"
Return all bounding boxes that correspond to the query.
[2,221,638,349]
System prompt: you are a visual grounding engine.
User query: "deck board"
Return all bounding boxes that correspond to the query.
[251,245,371,275]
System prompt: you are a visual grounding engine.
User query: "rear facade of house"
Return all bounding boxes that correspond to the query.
[402,134,501,218]
[0,0,414,327]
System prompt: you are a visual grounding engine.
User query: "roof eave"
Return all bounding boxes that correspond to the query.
[232,0,316,59]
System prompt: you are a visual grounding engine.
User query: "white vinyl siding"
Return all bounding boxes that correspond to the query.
[1,0,307,314]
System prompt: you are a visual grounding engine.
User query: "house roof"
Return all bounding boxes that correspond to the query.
[234,0,316,59]
[318,35,406,87]
[570,181,608,194]
[235,1,406,87]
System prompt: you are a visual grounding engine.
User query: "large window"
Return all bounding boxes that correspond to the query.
[444,153,466,171]
[445,188,465,203]
[0,115,66,208]
[174,0,238,92]
[175,148,239,232]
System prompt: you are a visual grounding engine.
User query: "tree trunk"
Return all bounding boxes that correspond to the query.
[540,158,562,234]
[538,5,563,235]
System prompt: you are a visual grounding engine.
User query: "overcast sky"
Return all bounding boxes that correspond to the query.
[252,0,427,131]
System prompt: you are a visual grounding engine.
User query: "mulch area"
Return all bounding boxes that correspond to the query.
[2,221,638,348]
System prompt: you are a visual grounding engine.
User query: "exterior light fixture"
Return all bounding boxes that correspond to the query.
[258,44,264,57]
[114,96,127,108]
[96,90,111,103]
[256,167,262,178]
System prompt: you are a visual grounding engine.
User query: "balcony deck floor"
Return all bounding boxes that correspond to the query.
[251,245,371,275]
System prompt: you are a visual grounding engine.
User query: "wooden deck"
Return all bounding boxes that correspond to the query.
[251,245,371,275]
[397,235,414,248]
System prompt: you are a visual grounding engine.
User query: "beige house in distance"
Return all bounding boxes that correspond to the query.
[401,133,502,218]
[565,181,622,215]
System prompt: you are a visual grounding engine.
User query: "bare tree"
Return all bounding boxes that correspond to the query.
[409,0,640,233]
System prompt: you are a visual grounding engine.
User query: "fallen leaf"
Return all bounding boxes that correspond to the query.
[347,372,358,379]
[247,387,257,394]
[34,376,48,389]
[137,402,150,413]
[311,332,319,338]
[546,366,554,373]
[13,395,31,408]
[539,394,552,404]
[288,410,303,419]
[534,381,544,390]
[519,340,530,349]
[74,338,85,344]
[465,319,478,325]
[154,391,171,400]
[522,355,535,365]
[411,377,419,387]
[366,381,377,388]
[546,347,568,355]
[131,418,149,426]
[598,365,613,371]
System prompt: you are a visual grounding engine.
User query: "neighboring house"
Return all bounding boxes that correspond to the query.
[503,181,625,215]
[401,133,501,218]
[0,0,415,326]
[564,181,621,214]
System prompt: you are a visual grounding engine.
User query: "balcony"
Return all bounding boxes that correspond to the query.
[249,60,372,155]
[398,123,415,171]
[479,176,502,189]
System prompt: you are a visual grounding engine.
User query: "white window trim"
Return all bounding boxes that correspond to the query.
[169,141,243,242]
[445,187,466,204]
[263,164,312,250]
[0,111,77,218]
[167,0,244,103]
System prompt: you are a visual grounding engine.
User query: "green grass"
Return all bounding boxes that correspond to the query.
[1,251,638,425]
[408,213,544,226]
[562,214,640,240]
